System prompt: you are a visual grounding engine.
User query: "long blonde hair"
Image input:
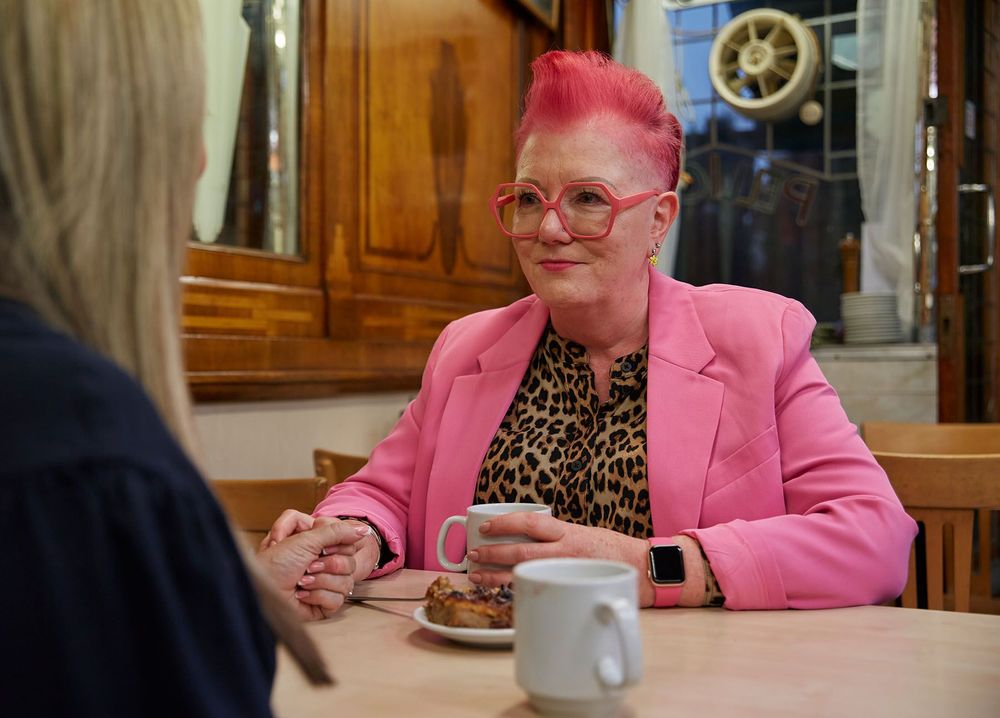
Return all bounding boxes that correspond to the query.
[0,0,328,685]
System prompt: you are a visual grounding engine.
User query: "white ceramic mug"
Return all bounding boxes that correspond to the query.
[514,558,643,718]
[435,503,551,573]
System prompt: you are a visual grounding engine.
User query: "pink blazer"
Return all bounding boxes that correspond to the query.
[315,268,917,609]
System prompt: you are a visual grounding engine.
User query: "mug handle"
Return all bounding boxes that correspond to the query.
[595,598,643,688]
[436,515,468,572]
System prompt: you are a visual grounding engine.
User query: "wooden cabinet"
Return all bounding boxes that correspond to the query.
[183,0,608,401]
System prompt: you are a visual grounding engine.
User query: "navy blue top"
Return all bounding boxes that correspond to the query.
[0,297,275,717]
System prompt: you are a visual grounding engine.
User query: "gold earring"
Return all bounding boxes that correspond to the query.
[649,242,661,267]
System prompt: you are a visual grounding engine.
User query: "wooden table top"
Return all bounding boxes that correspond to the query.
[271,569,1000,717]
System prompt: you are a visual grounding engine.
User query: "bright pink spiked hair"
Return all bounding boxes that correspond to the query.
[514,50,683,191]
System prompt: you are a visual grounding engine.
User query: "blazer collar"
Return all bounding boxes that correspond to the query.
[477,297,550,372]
[477,268,715,374]
[647,267,716,373]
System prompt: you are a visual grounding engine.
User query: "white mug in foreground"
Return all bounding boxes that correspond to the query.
[514,558,643,718]
[435,503,551,573]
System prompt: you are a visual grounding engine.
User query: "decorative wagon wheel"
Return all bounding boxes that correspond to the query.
[708,9,822,124]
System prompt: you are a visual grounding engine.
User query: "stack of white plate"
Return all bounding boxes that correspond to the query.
[841,292,903,344]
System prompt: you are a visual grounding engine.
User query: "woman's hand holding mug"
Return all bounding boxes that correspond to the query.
[466,512,651,591]
[436,503,551,575]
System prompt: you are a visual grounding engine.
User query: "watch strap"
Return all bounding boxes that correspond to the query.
[647,538,684,607]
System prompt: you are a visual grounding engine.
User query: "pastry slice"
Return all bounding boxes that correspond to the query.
[423,576,513,629]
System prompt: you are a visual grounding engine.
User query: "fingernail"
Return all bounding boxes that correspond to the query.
[308,561,324,572]
[469,572,482,584]
[299,575,316,586]
[269,540,277,548]
[479,521,492,534]
[468,550,480,561]
[295,590,310,599]
[355,526,371,537]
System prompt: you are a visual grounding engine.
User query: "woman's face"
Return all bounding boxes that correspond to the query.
[511,121,677,315]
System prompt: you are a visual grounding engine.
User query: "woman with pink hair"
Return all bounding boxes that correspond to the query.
[270,51,916,611]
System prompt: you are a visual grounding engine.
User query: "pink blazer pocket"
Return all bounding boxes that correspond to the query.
[704,425,780,499]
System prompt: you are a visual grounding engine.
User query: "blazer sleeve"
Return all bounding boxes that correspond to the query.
[681,301,918,609]
[312,324,452,578]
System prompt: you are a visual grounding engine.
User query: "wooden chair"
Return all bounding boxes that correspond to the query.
[861,422,1000,455]
[862,422,1000,613]
[313,448,367,486]
[213,476,330,547]
[871,451,1000,612]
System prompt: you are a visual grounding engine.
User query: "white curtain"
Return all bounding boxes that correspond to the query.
[856,0,921,334]
[613,0,683,277]
[194,0,250,244]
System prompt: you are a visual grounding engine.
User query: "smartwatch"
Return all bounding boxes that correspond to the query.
[647,540,685,607]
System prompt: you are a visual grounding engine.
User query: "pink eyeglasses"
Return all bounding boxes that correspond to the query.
[489,181,660,240]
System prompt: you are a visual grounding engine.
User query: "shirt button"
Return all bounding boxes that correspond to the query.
[621,360,635,372]
[569,459,584,472]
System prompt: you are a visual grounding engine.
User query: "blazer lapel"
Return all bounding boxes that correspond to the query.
[646,270,724,536]
[423,299,550,569]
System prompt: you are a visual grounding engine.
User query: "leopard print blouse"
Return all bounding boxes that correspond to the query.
[474,323,653,538]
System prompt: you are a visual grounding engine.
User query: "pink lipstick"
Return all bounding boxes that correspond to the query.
[539,261,577,271]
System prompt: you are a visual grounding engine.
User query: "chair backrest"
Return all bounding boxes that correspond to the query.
[213,476,330,546]
[861,422,1000,455]
[862,422,1000,613]
[313,448,367,487]
[871,451,1000,612]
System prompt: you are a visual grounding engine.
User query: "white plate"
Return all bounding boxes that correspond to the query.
[842,311,897,317]
[844,324,902,332]
[845,337,903,344]
[842,309,898,316]
[412,606,514,648]
[841,312,899,320]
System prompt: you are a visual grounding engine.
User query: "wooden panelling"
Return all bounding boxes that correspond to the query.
[326,0,527,290]
[937,0,965,421]
[986,0,1000,420]
[316,0,537,394]
[182,277,324,338]
[560,0,611,52]
[182,0,607,401]
[327,295,485,343]
[363,1,518,282]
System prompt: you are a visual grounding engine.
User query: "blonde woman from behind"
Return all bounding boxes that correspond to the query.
[0,2,355,715]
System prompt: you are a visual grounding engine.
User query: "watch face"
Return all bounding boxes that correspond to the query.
[649,544,685,585]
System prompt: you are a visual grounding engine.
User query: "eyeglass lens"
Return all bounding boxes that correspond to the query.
[497,184,613,237]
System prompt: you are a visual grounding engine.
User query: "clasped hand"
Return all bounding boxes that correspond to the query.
[256,511,381,620]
